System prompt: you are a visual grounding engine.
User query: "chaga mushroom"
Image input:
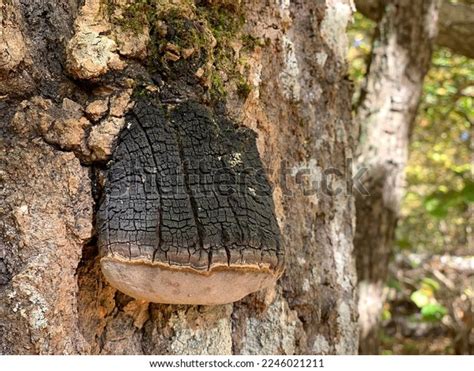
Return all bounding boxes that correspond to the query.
[97,98,284,305]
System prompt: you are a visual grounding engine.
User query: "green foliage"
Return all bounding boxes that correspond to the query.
[421,304,448,322]
[347,12,376,104]
[410,278,447,322]
[421,277,440,291]
[399,47,473,253]
[382,308,392,321]
[411,289,431,308]
[423,180,474,218]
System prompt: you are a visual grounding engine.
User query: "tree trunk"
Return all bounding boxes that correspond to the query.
[354,0,474,59]
[0,0,358,354]
[354,0,440,354]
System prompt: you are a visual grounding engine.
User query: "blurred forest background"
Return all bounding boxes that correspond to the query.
[349,1,473,355]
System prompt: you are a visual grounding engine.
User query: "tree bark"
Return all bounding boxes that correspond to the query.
[354,0,440,354]
[354,0,474,58]
[0,0,358,354]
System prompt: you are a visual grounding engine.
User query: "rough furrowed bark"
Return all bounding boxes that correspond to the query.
[354,0,440,355]
[1,0,358,354]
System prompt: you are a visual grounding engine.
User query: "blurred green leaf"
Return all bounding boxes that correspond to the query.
[424,196,448,218]
[420,303,448,321]
[421,277,440,291]
[423,179,473,218]
[382,308,392,321]
[410,290,431,308]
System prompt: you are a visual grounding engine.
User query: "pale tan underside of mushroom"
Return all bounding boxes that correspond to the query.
[101,256,281,305]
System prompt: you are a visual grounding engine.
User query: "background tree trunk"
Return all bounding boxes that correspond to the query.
[354,0,440,355]
[354,0,474,59]
[0,0,358,354]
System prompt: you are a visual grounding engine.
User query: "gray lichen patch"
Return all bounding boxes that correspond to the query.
[97,97,284,304]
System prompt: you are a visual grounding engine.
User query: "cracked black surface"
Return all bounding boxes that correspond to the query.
[97,98,283,271]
